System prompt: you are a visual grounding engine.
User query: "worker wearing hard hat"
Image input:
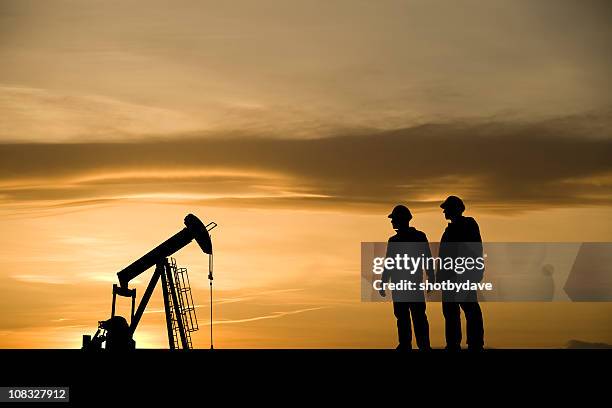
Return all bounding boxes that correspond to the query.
[380,205,435,350]
[438,196,485,351]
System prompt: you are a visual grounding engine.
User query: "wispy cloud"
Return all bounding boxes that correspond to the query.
[1,112,611,214]
[144,288,306,314]
[0,86,204,142]
[210,307,327,325]
[11,274,70,285]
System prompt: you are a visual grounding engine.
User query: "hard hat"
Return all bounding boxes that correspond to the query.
[388,205,413,221]
[440,195,465,212]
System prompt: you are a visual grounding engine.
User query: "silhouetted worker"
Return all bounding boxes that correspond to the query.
[380,205,435,350]
[438,196,485,351]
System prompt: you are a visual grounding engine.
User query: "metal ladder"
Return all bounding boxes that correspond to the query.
[166,257,199,349]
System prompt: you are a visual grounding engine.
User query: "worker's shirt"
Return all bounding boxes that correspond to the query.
[438,216,484,283]
[382,227,434,301]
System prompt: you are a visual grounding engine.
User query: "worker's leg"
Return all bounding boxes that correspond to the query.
[460,301,484,350]
[442,301,462,350]
[393,301,412,349]
[409,302,431,350]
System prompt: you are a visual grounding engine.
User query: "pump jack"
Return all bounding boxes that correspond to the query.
[82,214,216,351]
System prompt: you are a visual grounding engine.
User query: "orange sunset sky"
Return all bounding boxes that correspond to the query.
[0,0,611,348]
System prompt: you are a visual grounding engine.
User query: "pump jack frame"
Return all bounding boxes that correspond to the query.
[83,214,215,351]
[111,258,191,349]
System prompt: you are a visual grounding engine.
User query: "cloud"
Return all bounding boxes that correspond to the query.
[0,111,611,214]
[143,288,306,314]
[11,274,70,285]
[566,339,612,349]
[210,307,327,325]
[0,86,204,142]
[2,1,612,140]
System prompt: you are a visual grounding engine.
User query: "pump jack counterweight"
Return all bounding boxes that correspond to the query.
[82,214,218,351]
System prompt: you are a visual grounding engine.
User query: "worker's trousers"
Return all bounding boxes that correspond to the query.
[442,301,484,350]
[392,302,431,350]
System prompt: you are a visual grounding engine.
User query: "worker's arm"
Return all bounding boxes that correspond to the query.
[469,218,484,282]
[421,236,435,285]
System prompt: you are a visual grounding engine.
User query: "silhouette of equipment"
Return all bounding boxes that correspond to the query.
[82,214,217,351]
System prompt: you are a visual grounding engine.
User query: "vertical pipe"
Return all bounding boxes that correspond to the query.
[131,290,136,322]
[210,279,213,350]
[111,284,117,317]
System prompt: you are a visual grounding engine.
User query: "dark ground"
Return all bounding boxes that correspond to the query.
[0,349,608,406]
